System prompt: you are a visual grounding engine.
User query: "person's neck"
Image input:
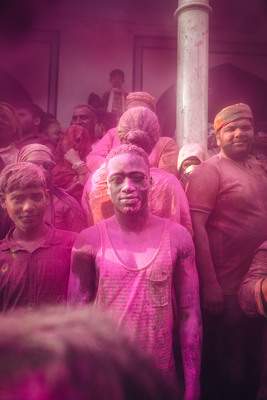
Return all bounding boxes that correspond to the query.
[112,87,123,92]
[22,129,40,140]
[114,208,149,232]
[12,222,48,248]
[221,150,249,167]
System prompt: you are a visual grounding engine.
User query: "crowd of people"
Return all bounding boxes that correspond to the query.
[0,78,267,400]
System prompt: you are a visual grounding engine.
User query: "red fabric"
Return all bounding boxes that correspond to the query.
[53,125,91,199]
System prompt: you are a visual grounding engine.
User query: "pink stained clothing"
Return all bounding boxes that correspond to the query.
[81,165,193,235]
[0,224,77,312]
[85,127,179,176]
[86,127,118,172]
[186,153,267,295]
[238,241,267,318]
[95,219,176,378]
[47,186,87,232]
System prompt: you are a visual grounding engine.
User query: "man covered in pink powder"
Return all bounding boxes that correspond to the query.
[68,144,202,400]
[186,103,267,400]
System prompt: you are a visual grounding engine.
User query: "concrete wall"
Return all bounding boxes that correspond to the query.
[0,0,267,130]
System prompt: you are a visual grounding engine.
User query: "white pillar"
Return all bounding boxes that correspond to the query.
[174,0,212,150]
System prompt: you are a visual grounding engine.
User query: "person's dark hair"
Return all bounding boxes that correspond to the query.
[14,102,46,132]
[0,162,46,198]
[73,104,96,117]
[14,102,44,119]
[106,144,150,170]
[0,306,178,400]
[88,93,102,108]
[109,69,124,79]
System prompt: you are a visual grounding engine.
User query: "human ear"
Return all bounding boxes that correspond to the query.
[216,131,221,147]
[45,189,50,206]
[0,196,7,210]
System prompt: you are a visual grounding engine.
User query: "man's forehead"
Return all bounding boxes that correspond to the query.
[73,107,92,116]
[8,187,45,196]
[225,117,253,126]
[107,153,149,173]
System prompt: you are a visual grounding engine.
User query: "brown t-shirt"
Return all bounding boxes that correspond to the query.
[186,153,267,294]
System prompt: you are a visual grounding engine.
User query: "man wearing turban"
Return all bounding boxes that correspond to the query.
[186,103,267,400]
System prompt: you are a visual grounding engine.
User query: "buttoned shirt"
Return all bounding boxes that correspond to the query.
[0,224,77,312]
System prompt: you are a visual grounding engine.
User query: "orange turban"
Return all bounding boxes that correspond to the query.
[214,103,253,132]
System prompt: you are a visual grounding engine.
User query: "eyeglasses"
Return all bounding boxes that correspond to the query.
[29,160,56,171]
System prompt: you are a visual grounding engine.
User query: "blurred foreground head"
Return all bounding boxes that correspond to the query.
[0,306,177,400]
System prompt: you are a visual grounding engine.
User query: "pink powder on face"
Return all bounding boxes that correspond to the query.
[107,152,150,215]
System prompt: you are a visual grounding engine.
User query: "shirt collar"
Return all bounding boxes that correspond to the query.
[0,223,61,252]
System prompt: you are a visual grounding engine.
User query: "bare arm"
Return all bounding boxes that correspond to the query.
[190,210,224,315]
[67,227,100,305]
[172,226,202,400]
[63,148,90,185]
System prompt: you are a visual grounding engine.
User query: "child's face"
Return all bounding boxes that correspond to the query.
[2,187,48,233]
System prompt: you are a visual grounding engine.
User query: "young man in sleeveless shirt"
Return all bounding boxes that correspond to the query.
[68,144,202,400]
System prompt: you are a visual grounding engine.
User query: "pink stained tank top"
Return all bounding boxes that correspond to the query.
[95,218,176,378]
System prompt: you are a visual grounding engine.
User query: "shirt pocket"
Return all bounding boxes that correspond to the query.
[148,276,170,308]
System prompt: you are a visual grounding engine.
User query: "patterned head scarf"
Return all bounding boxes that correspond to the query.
[17,143,54,162]
[214,103,254,132]
[125,92,156,112]
[0,102,22,140]
[118,107,160,155]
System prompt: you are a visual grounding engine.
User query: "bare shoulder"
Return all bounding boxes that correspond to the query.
[73,225,101,257]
